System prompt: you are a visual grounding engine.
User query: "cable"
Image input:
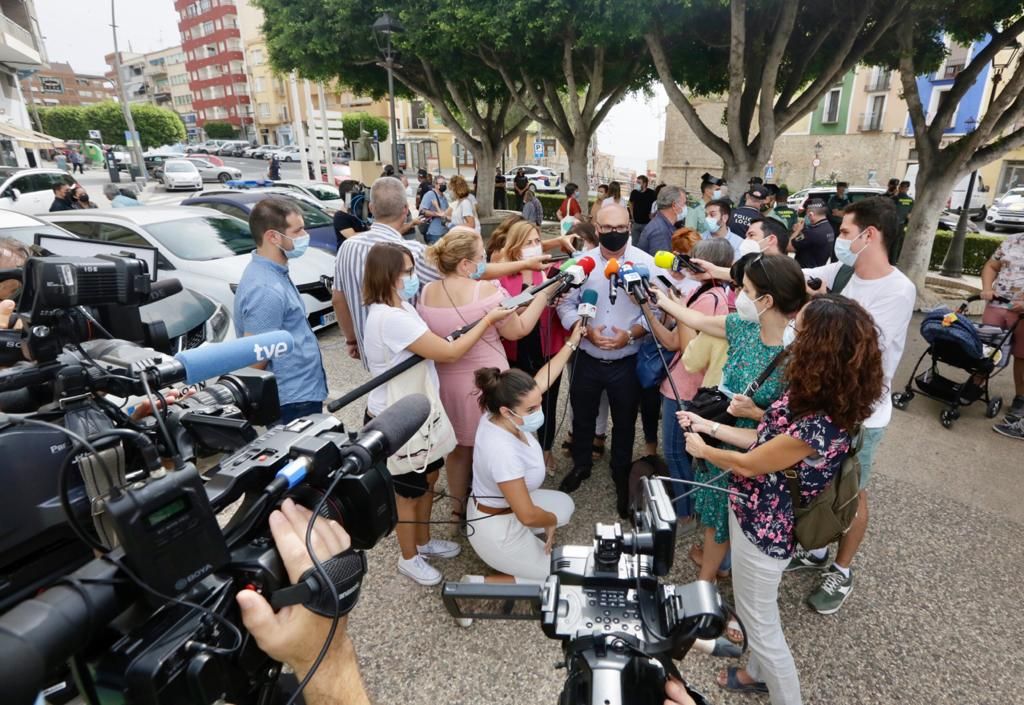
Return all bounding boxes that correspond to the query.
[140,371,183,468]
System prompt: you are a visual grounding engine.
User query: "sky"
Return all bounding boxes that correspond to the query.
[33,0,664,171]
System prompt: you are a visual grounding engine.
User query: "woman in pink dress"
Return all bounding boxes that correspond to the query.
[419,227,556,526]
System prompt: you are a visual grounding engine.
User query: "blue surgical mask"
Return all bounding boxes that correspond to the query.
[704,215,721,233]
[713,189,722,199]
[834,229,868,267]
[804,215,812,228]
[280,233,310,259]
[469,259,486,280]
[510,408,544,434]
[398,273,420,300]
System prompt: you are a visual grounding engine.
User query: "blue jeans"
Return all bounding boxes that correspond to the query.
[857,426,886,490]
[661,395,694,517]
[278,400,324,424]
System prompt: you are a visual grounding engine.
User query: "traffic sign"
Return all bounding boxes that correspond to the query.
[533,140,544,160]
[88,129,101,140]
[812,158,821,167]
[764,165,775,180]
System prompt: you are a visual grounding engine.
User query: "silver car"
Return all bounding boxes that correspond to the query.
[41,207,338,333]
[185,158,243,184]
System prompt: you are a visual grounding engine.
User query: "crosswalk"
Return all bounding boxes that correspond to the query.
[138,190,191,208]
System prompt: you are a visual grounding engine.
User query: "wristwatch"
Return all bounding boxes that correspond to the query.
[626,332,636,346]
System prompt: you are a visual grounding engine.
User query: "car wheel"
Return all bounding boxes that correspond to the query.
[218,172,232,183]
[988,225,1001,233]
[285,156,294,162]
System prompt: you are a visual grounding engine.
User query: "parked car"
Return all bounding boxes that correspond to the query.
[160,159,204,192]
[266,145,306,162]
[186,140,227,155]
[320,162,353,186]
[268,180,346,210]
[937,210,981,233]
[904,164,988,220]
[0,167,77,215]
[41,207,338,333]
[787,185,887,215]
[143,153,177,179]
[1,210,225,351]
[246,144,279,159]
[180,190,340,252]
[213,140,252,157]
[503,165,561,193]
[984,187,1024,232]
[184,157,243,184]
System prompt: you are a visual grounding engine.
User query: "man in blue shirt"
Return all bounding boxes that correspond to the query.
[234,197,328,424]
[637,185,685,256]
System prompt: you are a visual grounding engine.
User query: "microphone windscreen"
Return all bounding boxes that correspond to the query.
[604,258,620,278]
[581,289,599,305]
[576,256,596,274]
[363,394,431,455]
[634,264,650,278]
[173,330,295,385]
[653,251,676,270]
[558,258,577,272]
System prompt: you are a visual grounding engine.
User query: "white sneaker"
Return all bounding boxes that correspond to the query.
[454,574,484,627]
[397,555,442,586]
[418,538,461,559]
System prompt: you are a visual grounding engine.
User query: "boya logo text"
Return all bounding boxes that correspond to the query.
[253,341,290,361]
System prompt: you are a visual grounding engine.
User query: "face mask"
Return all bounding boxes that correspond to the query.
[398,273,419,300]
[712,189,722,200]
[739,238,763,258]
[804,215,812,228]
[678,204,688,221]
[521,244,543,260]
[439,184,447,193]
[510,408,544,434]
[735,291,767,322]
[599,229,629,252]
[834,230,868,267]
[468,259,486,280]
[782,321,796,347]
[704,216,721,233]
[279,233,310,259]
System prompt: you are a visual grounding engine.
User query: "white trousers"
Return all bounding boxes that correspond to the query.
[729,509,802,705]
[467,489,575,583]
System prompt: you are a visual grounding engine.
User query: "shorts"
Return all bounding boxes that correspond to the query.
[982,305,1023,358]
[364,408,442,499]
[857,426,886,490]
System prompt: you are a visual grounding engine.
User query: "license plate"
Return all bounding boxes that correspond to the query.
[320,311,337,326]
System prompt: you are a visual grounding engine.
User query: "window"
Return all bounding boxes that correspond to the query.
[255,77,264,92]
[40,77,63,93]
[98,223,150,248]
[198,202,251,220]
[202,21,215,36]
[251,48,264,65]
[822,88,841,124]
[259,102,270,117]
[926,86,957,130]
[143,216,256,260]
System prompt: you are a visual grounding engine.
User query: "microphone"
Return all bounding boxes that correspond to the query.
[577,288,598,328]
[654,250,705,274]
[148,330,296,386]
[605,258,620,305]
[619,262,647,304]
[143,278,183,305]
[501,256,595,309]
[633,263,655,299]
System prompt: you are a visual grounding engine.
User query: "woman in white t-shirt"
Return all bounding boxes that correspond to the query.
[462,323,583,591]
[361,242,513,586]
[446,174,480,233]
[601,180,628,211]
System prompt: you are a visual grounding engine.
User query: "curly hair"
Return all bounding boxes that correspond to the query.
[671,227,701,255]
[784,294,884,431]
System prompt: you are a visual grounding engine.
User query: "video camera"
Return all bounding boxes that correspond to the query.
[442,477,728,705]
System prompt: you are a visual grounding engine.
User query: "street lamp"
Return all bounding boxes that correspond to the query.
[942,42,1021,277]
[812,141,822,183]
[373,12,403,170]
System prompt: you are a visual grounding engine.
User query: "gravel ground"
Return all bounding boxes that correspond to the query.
[316,307,1024,705]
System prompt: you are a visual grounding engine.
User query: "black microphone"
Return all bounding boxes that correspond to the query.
[143,278,183,304]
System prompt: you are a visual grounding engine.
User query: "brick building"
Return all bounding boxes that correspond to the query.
[20,62,115,108]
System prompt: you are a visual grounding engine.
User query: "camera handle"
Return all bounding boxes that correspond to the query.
[268,549,367,618]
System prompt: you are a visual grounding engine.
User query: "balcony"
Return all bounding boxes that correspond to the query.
[185,50,243,73]
[0,12,40,66]
[864,73,890,92]
[182,27,240,54]
[943,62,965,80]
[189,71,247,92]
[858,112,883,132]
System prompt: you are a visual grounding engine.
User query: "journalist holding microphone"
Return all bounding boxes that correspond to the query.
[556,203,656,518]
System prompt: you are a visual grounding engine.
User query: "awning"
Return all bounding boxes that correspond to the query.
[0,122,64,148]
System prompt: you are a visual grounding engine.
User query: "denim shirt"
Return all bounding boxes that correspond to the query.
[233,253,327,406]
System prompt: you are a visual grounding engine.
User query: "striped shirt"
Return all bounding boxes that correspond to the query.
[333,222,441,369]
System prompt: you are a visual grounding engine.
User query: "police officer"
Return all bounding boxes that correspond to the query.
[890,180,914,264]
[826,181,852,234]
[729,184,769,237]
[770,187,798,232]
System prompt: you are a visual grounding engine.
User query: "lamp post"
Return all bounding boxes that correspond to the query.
[110,0,146,185]
[373,13,403,170]
[811,141,822,183]
[942,43,1020,278]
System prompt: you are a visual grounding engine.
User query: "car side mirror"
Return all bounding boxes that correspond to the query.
[7,188,19,201]
[980,185,990,193]
[157,253,174,270]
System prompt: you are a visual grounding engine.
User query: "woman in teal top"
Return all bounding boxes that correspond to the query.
[654,253,807,587]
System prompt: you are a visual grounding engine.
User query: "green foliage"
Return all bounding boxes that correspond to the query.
[41,102,186,149]
[341,113,388,143]
[536,192,566,221]
[928,230,1003,275]
[204,121,237,139]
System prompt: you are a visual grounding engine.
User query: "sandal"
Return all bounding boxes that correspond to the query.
[716,667,768,694]
[724,619,743,645]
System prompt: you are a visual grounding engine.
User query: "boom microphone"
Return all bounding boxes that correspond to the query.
[577,289,598,328]
[605,258,620,305]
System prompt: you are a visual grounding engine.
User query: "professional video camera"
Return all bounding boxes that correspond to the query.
[442,477,729,705]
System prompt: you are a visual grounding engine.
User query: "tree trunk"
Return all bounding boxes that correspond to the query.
[567,141,590,217]
[722,154,760,197]
[899,169,958,307]
[473,144,500,219]
[516,134,527,165]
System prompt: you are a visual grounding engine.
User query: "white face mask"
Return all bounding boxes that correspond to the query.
[738,238,763,258]
[735,291,767,322]
[520,244,543,260]
[782,321,797,346]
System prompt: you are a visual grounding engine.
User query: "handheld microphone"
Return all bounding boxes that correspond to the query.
[148,330,296,386]
[619,263,647,304]
[143,278,183,305]
[577,288,598,328]
[605,258,620,305]
[654,250,706,274]
[633,263,655,299]
[501,257,595,309]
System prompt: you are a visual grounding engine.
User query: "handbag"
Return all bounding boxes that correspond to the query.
[785,428,863,549]
[383,361,457,475]
[636,288,725,389]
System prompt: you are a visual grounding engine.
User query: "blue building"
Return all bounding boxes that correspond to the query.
[906,34,992,137]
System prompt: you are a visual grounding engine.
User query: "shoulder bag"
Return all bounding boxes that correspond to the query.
[784,428,862,549]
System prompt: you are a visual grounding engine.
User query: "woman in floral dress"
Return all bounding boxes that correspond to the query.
[680,295,884,704]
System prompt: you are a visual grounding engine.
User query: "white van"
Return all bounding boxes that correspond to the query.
[903,164,988,219]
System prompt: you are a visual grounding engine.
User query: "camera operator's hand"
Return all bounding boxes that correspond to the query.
[236,499,370,705]
[0,299,20,330]
[664,677,697,705]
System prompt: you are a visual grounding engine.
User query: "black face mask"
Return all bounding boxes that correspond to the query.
[673,220,686,229]
[599,229,629,252]
[439,184,447,193]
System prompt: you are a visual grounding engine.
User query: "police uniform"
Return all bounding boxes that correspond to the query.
[729,185,769,238]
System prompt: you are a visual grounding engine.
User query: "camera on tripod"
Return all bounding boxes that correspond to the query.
[442,477,728,705]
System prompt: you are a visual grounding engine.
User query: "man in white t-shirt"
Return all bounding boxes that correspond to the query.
[788,196,915,616]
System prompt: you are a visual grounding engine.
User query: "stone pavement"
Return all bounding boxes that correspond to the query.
[317,301,1023,705]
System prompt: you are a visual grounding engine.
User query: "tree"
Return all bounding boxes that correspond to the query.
[341,112,389,144]
[256,0,532,217]
[81,101,187,149]
[204,121,238,140]
[896,4,1024,300]
[643,0,912,185]
[38,106,89,143]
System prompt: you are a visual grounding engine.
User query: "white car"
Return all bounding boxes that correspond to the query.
[161,159,204,191]
[267,145,305,162]
[41,207,338,332]
[503,165,561,193]
[266,180,346,210]
[0,167,78,215]
[985,187,1024,233]
[184,158,243,184]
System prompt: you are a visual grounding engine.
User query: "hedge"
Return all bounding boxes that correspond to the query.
[928,230,1002,275]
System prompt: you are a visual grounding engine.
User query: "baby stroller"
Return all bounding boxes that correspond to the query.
[892,295,1019,428]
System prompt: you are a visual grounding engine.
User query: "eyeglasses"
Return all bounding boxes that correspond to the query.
[747,252,777,291]
[597,226,630,235]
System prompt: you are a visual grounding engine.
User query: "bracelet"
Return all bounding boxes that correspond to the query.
[345,339,358,347]
[710,422,721,436]
[566,340,578,351]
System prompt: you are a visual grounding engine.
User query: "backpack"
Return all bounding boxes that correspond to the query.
[628,455,669,510]
[348,188,371,229]
[784,430,862,550]
[830,264,855,295]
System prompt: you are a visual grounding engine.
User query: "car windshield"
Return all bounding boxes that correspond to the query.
[1002,190,1024,203]
[288,198,333,227]
[305,184,340,201]
[165,162,195,173]
[0,223,71,247]
[143,216,255,260]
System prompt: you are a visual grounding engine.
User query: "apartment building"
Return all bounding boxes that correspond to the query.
[104,51,149,105]
[20,62,115,108]
[142,46,197,133]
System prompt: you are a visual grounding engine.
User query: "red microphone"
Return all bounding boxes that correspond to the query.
[577,256,596,275]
